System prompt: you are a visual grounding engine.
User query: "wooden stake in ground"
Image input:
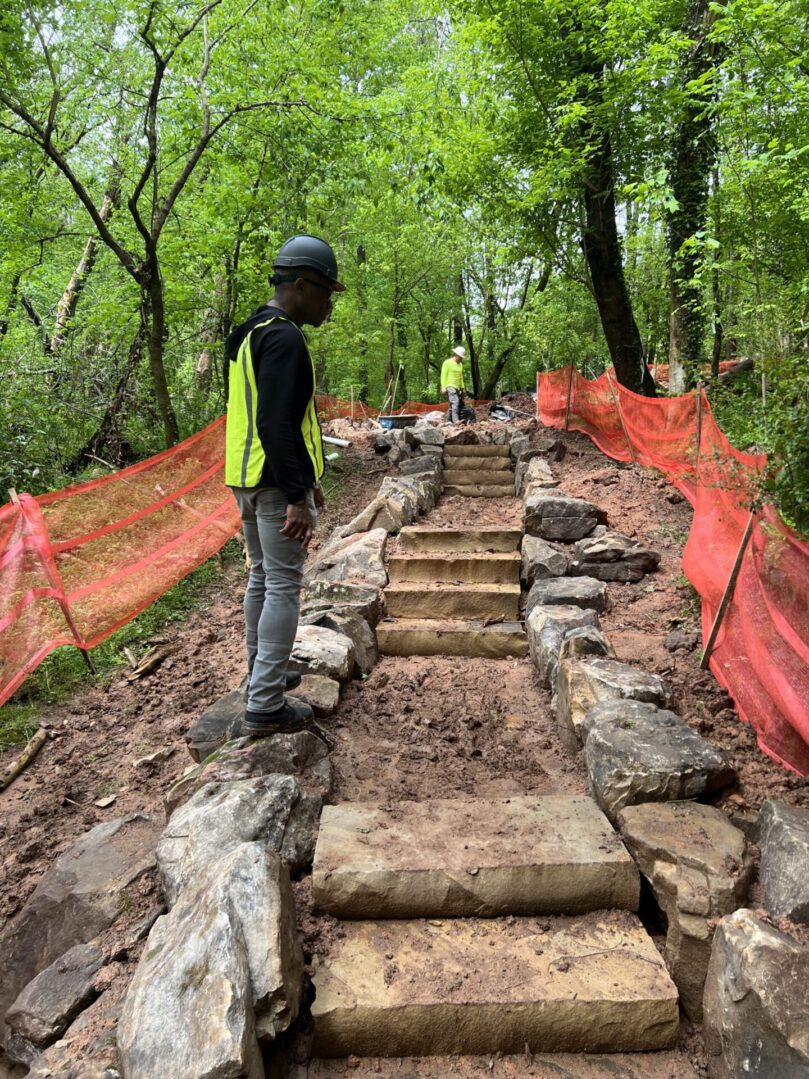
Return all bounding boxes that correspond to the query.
[0,727,48,791]
[700,511,755,670]
[606,372,636,463]
[563,363,575,431]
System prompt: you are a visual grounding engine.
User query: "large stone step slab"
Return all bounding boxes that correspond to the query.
[308,1052,699,1078]
[311,913,679,1057]
[444,484,516,498]
[443,468,515,486]
[399,526,522,553]
[377,618,528,658]
[313,795,639,918]
[385,583,520,620]
[388,552,521,584]
[444,444,511,458]
[441,456,513,472]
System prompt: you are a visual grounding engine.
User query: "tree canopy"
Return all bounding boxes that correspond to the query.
[1,0,807,528]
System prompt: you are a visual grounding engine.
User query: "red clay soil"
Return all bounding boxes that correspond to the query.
[1,417,807,1079]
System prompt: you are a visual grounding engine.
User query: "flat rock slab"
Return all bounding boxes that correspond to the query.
[444,484,516,498]
[524,493,605,542]
[377,619,528,659]
[186,688,243,763]
[556,658,667,751]
[399,527,522,553]
[527,576,607,617]
[569,531,661,583]
[308,1053,699,1078]
[760,799,809,923]
[444,444,511,457]
[302,579,382,626]
[583,701,736,822]
[312,912,679,1057]
[440,456,512,471]
[385,583,520,621]
[313,795,639,918]
[443,469,515,487]
[388,552,521,585]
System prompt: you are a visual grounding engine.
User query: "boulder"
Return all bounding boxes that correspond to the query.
[292,673,341,717]
[304,528,387,589]
[159,775,320,896]
[24,990,121,1079]
[556,658,667,752]
[618,801,753,1020]
[760,800,809,924]
[301,609,378,677]
[418,443,444,459]
[0,815,160,1048]
[526,576,608,617]
[399,456,442,480]
[186,689,244,763]
[444,428,478,446]
[569,531,661,582]
[521,535,567,585]
[583,700,736,822]
[165,730,332,818]
[4,942,104,1065]
[524,492,605,542]
[703,909,809,1079]
[336,496,409,538]
[380,475,438,515]
[386,443,412,465]
[302,579,382,626]
[526,605,600,689]
[558,626,615,665]
[509,434,530,461]
[404,423,444,448]
[517,456,557,497]
[289,624,355,681]
[118,845,302,1075]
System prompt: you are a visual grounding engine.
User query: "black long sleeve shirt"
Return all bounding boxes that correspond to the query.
[225,304,321,503]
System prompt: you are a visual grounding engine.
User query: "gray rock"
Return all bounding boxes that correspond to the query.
[760,800,809,924]
[159,775,318,898]
[509,434,530,461]
[665,630,700,653]
[304,528,388,589]
[335,496,410,537]
[418,443,444,459]
[526,605,600,689]
[558,626,615,665]
[404,423,444,448]
[291,673,341,717]
[5,942,104,1063]
[288,624,355,681]
[399,456,442,480]
[618,802,753,1021]
[300,609,377,677]
[24,989,121,1079]
[0,816,159,1048]
[165,731,332,818]
[518,456,557,497]
[444,428,478,446]
[527,575,608,617]
[524,491,605,541]
[520,535,567,585]
[302,579,382,626]
[386,443,412,465]
[583,701,736,822]
[380,475,438,515]
[569,531,661,582]
[557,659,668,752]
[703,909,809,1079]
[118,844,302,1076]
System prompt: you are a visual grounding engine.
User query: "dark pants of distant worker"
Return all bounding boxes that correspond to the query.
[232,486,317,713]
[447,387,465,424]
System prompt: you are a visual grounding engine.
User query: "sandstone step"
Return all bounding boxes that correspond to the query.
[441,456,513,471]
[444,484,516,498]
[308,1052,698,1078]
[444,444,511,458]
[313,795,639,918]
[399,527,522,553]
[388,552,521,584]
[311,912,679,1057]
[384,583,520,620]
[377,618,528,658]
[443,469,515,486]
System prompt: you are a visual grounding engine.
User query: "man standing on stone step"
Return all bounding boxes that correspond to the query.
[441,345,467,424]
[224,234,345,737]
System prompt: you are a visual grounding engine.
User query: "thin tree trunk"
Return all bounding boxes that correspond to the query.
[1,271,22,339]
[146,270,179,445]
[481,345,514,400]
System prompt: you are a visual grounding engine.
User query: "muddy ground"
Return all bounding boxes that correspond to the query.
[1,415,807,1079]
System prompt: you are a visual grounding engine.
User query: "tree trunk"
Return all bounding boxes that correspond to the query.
[51,189,118,353]
[0,271,21,340]
[582,133,654,396]
[481,345,515,400]
[145,269,180,446]
[667,0,722,392]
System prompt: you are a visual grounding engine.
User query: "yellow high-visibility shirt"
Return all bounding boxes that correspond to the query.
[441,357,465,391]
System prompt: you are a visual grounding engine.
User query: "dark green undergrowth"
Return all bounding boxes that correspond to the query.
[0,538,244,750]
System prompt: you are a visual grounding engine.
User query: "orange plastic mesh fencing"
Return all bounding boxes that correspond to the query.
[0,394,496,708]
[538,366,809,774]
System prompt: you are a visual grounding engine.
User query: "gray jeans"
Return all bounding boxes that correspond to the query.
[447,387,464,423]
[231,486,317,713]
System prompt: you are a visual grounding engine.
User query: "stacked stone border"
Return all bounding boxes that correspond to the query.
[2,420,807,1079]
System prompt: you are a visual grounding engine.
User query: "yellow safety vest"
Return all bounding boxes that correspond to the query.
[225,316,324,489]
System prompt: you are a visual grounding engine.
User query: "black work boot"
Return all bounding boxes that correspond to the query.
[243,696,314,737]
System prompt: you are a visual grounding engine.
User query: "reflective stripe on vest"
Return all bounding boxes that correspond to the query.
[225,316,324,488]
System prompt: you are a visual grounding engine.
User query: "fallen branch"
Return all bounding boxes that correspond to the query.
[124,644,177,680]
[0,727,49,791]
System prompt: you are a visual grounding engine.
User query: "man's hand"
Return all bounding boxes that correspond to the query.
[314,485,326,511]
[281,501,314,546]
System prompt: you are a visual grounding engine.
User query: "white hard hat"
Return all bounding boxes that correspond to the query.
[452,346,466,359]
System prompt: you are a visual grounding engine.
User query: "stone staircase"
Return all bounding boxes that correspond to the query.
[378,525,527,659]
[310,794,680,1059]
[443,442,515,497]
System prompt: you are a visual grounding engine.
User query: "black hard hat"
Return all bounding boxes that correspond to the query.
[272,234,346,292]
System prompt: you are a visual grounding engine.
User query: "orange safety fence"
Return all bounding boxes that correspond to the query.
[537,366,809,774]
[0,394,495,711]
